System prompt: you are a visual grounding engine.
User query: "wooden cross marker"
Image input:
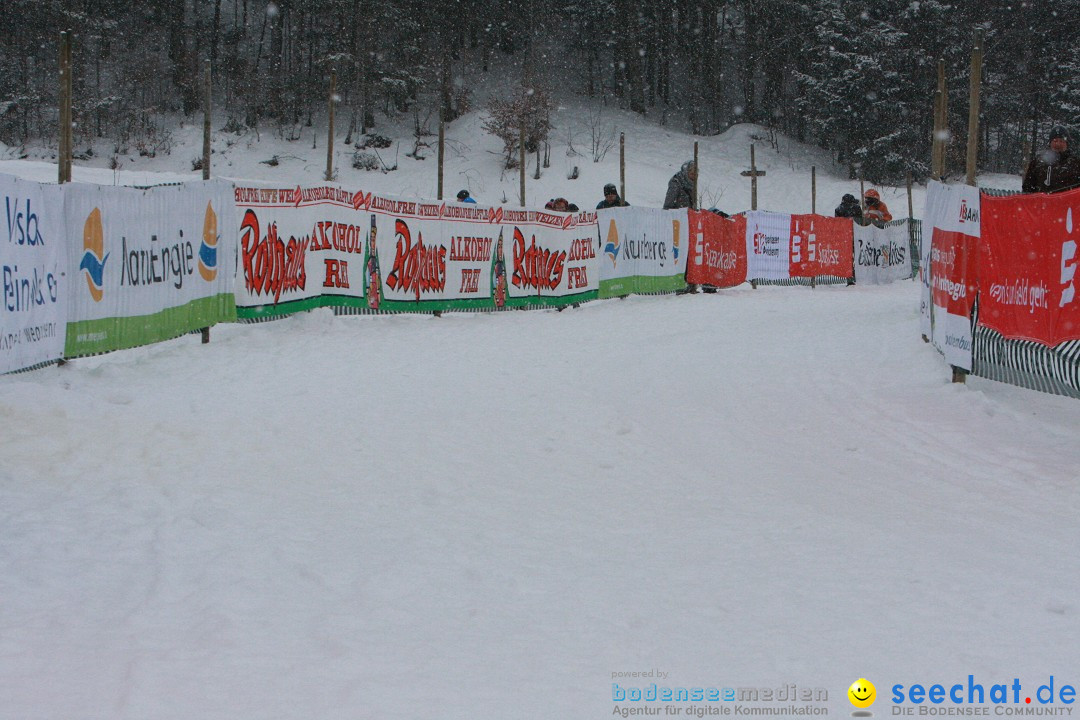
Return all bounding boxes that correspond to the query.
[740,143,766,210]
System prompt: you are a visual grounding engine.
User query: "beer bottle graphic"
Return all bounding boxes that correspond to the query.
[491,228,507,309]
[365,214,382,310]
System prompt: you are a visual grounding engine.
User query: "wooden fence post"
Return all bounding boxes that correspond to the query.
[437,120,444,200]
[325,71,336,182]
[965,31,983,187]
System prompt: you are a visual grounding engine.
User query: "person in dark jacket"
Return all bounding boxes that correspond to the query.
[663,161,697,209]
[596,183,629,209]
[834,193,863,221]
[1023,125,1080,194]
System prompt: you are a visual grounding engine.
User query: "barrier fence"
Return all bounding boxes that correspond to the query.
[28,173,1077,403]
[921,181,1080,397]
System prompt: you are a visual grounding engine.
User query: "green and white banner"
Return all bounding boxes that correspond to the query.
[1,174,66,372]
[597,207,689,297]
[64,180,237,357]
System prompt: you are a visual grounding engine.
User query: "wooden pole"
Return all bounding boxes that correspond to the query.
[936,59,948,180]
[203,60,212,181]
[519,123,526,207]
[859,175,866,215]
[437,120,444,200]
[906,171,914,220]
[750,144,757,210]
[932,89,943,179]
[325,71,336,182]
[58,31,72,184]
[619,132,625,201]
[693,141,699,210]
[811,166,816,214]
[965,31,983,187]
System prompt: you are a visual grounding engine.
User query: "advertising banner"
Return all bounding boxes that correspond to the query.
[789,214,854,279]
[597,207,689,297]
[685,210,747,288]
[235,183,386,317]
[1,175,66,372]
[745,211,792,280]
[64,180,237,357]
[361,194,512,312]
[923,181,980,370]
[490,206,599,308]
[854,221,913,284]
[979,189,1080,346]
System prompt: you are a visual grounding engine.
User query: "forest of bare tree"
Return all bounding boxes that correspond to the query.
[1,0,1078,183]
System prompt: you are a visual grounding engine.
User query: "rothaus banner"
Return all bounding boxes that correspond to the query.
[64,180,237,358]
[1,175,66,372]
[685,211,747,288]
[234,183,378,318]
[979,189,1080,346]
[597,207,688,297]
[923,181,980,370]
[853,221,913,285]
[355,194,597,311]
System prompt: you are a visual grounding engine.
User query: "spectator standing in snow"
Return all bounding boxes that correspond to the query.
[863,189,892,224]
[456,189,477,204]
[596,183,629,209]
[1022,125,1080,194]
[664,161,697,209]
[834,193,864,222]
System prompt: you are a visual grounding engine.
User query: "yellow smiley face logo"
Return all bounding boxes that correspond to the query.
[848,679,876,708]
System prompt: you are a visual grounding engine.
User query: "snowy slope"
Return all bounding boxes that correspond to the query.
[0,92,1074,720]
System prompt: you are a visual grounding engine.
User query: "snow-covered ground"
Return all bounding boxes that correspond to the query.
[1,89,1073,720]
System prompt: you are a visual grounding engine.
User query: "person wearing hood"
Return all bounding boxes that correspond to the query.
[834,193,863,221]
[1022,125,1080,194]
[862,189,892,224]
[596,183,629,209]
[456,189,477,204]
[663,161,697,210]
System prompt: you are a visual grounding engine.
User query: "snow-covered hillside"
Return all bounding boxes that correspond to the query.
[1,96,1073,720]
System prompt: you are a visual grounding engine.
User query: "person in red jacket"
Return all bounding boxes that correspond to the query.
[863,189,892,224]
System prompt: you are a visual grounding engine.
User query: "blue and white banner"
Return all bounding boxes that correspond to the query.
[0,174,66,373]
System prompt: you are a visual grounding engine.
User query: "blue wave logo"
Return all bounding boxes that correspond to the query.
[604,219,620,267]
[198,201,219,281]
[81,208,108,302]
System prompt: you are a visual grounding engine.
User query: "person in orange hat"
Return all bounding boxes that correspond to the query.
[863,189,892,224]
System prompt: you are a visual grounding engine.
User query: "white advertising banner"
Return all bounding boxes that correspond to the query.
[64,180,237,357]
[745,210,793,280]
[923,181,981,370]
[233,183,375,317]
[1,175,66,372]
[597,207,689,297]
[853,221,913,285]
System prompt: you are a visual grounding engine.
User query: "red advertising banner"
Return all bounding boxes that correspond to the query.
[788,215,854,278]
[979,190,1080,346]
[686,211,747,287]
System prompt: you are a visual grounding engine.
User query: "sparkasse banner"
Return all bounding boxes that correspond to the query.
[980,189,1080,346]
[1,174,66,372]
[685,210,746,288]
[923,180,980,370]
[64,180,237,357]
